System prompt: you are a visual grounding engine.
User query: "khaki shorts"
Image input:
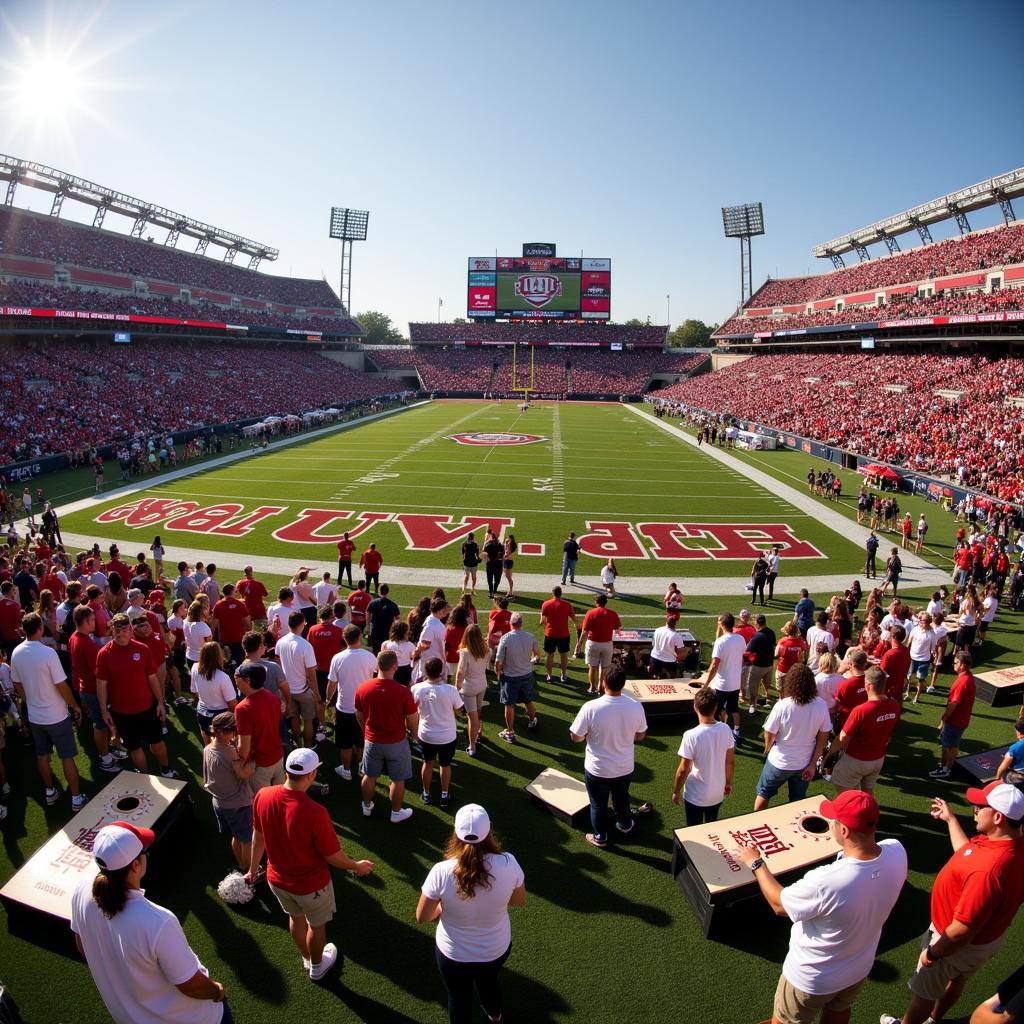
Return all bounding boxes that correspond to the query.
[250,758,286,793]
[269,880,336,927]
[829,753,885,791]
[461,691,485,713]
[773,973,865,1024]
[288,688,317,722]
[907,926,1004,1001]
[742,663,771,703]
[585,640,613,669]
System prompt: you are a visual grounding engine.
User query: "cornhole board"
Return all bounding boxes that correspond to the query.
[525,768,589,829]
[625,678,702,718]
[1,774,189,933]
[670,796,839,936]
[612,627,700,675]
[974,665,1024,708]
[954,745,1011,785]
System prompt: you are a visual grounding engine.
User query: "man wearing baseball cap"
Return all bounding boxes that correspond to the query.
[246,746,374,981]
[736,790,907,1024]
[881,782,1024,1024]
[71,821,230,1022]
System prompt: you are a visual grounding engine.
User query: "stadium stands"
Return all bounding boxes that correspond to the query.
[0,339,399,464]
[408,321,668,347]
[650,353,1024,502]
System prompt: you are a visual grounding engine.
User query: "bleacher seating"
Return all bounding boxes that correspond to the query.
[650,353,1024,502]
[408,321,668,347]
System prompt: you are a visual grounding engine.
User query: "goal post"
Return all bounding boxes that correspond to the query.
[511,341,535,404]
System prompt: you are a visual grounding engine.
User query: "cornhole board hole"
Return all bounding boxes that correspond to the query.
[670,796,839,937]
[1,774,189,937]
[525,768,589,829]
[954,745,1011,785]
[612,628,700,675]
[624,678,702,718]
[974,665,1024,708]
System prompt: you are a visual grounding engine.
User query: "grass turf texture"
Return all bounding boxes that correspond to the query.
[58,401,865,579]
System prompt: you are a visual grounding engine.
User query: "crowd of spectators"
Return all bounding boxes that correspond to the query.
[0,206,346,310]
[0,280,362,337]
[0,339,399,465]
[747,221,1024,307]
[650,352,1024,502]
[408,321,669,347]
[717,286,1024,337]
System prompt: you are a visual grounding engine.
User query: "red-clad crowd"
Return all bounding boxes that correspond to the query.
[408,321,669,346]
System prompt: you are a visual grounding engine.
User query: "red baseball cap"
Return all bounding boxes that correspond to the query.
[966,781,1024,819]
[819,791,879,832]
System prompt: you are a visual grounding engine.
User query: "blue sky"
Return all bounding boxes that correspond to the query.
[2,0,1022,334]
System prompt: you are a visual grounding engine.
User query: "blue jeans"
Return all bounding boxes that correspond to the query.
[756,760,809,802]
[584,769,634,843]
[561,556,578,582]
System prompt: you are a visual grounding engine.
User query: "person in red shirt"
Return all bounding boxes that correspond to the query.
[930,651,976,779]
[104,547,134,596]
[354,650,419,823]
[128,609,169,700]
[213,584,251,667]
[347,581,372,632]
[95,613,175,778]
[0,580,25,657]
[358,543,383,595]
[307,607,344,699]
[236,566,269,626]
[245,748,373,982]
[879,782,1024,1024]
[953,546,973,589]
[539,585,579,685]
[69,605,124,774]
[878,627,911,702]
[833,650,870,731]
[574,593,621,695]
[825,668,900,794]
[336,534,356,589]
[40,561,66,602]
[234,661,285,791]
[443,605,470,678]
[487,597,513,666]
[773,620,808,698]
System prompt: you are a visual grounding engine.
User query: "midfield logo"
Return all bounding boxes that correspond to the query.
[447,432,547,446]
[514,274,562,308]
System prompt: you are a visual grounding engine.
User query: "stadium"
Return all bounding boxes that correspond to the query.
[2,19,1024,1024]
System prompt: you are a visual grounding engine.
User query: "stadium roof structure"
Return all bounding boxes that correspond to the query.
[813,167,1024,267]
[0,153,279,270]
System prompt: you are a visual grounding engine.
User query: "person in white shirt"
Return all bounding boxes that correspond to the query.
[416,804,525,1024]
[978,583,999,643]
[266,586,297,640]
[72,822,229,1024]
[411,658,465,810]
[754,664,831,810]
[569,664,648,849]
[927,612,949,694]
[11,613,86,809]
[189,642,238,745]
[702,612,746,740]
[276,610,322,748]
[382,621,417,686]
[326,624,379,780]
[804,612,835,674]
[672,687,735,825]
[600,558,618,596]
[649,615,687,678]
[813,652,845,712]
[906,612,937,702]
[311,572,337,611]
[926,591,945,618]
[330,599,351,631]
[766,546,781,601]
[183,602,213,669]
[414,598,448,684]
[454,624,489,757]
[735,791,906,1024]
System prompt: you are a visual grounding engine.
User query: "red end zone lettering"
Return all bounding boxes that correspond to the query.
[95,498,199,528]
[683,523,825,560]
[273,510,393,545]
[393,514,513,551]
[577,522,647,560]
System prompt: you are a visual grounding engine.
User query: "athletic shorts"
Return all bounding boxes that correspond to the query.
[714,689,740,716]
[30,716,77,759]
[269,880,336,928]
[544,635,570,654]
[288,689,317,722]
[362,739,413,781]
[907,927,1004,1002]
[502,559,514,570]
[649,656,677,678]
[112,703,163,751]
[584,640,613,669]
[334,711,363,750]
[772,974,866,1024]
[80,691,108,731]
[419,738,457,766]
[214,803,253,843]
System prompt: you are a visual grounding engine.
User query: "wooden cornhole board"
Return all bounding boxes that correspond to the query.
[670,796,839,936]
[624,678,702,718]
[974,665,1024,708]
[1,773,189,933]
[612,627,700,675]
[954,745,1011,785]
[525,768,590,829]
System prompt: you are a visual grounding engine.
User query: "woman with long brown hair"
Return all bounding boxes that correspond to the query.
[190,641,237,745]
[456,624,489,756]
[416,805,526,1024]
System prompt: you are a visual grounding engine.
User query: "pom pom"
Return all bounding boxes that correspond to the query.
[217,871,255,905]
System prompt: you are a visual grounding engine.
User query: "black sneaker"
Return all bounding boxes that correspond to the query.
[527,718,539,730]
[440,793,450,810]
[420,792,431,805]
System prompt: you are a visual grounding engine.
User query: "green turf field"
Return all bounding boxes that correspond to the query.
[57,401,865,580]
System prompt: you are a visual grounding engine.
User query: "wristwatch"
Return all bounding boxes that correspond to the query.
[749,857,765,872]
[924,944,943,963]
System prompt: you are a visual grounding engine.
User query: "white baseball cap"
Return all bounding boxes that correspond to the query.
[967,781,1024,820]
[286,748,322,775]
[454,803,490,844]
[93,821,155,871]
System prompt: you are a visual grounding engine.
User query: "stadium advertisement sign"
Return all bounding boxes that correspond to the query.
[94,498,826,560]
[466,256,611,320]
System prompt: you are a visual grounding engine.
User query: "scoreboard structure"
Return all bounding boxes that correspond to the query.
[468,242,610,321]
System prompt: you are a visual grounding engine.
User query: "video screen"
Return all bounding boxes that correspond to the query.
[468,256,610,319]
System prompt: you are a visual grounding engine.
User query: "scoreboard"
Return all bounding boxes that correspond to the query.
[468,255,611,320]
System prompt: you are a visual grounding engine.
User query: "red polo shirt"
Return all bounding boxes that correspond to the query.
[69,631,99,695]
[235,577,268,619]
[252,786,340,895]
[213,597,249,644]
[307,623,344,672]
[96,638,154,714]
[360,549,383,574]
[354,676,417,744]
[945,672,976,729]
[540,597,577,639]
[337,539,356,561]
[841,697,901,760]
[581,606,621,643]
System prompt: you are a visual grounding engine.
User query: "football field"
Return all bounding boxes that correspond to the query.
[58,400,866,586]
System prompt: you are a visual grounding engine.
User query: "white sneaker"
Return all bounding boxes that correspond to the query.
[926,685,937,694]
[390,807,413,824]
[732,727,741,740]
[0,805,7,821]
[302,957,311,973]
[1,781,11,797]
[44,787,59,806]
[335,766,352,781]
[747,705,756,715]
[110,747,129,760]
[315,730,327,743]
[71,794,88,811]
[879,1015,900,1024]
[361,802,374,817]
[309,943,338,981]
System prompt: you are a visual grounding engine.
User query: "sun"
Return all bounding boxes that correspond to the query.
[9,49,86,113]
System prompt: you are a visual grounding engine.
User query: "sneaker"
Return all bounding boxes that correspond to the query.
[161,726,169,736]
[559,675,568,684]
[315,730,327,743]
[747,704,756,715]
[0,781,10,798]
[585,833,607,849]
[302,957,311,973]
[926,685,937,694]
[99,758,121,774]
[545,674,553,683]
[498,730,517,744]
[335,766,352,781]
[110,747,129,760]
[527,718,539,731]
[160,768,179,779]
[71,793,88,811]
[420,792,431,805]
[44,787,59,806]
[879,1015,900,1024]
[732,727,741,740]
[928,766,951,778]
[615,820,635,835]
[467,746,477,758]
[390,807,413,824]
[361,802,374,817]
[912,696,919,704]
[309,943,338,981]
[440,793,450,810]
[173,695,191,706]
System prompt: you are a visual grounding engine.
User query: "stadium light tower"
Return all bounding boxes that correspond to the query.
[721,202,765,306]
[329,207,369,312]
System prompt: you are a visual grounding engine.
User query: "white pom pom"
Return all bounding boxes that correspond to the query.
[217,871,255,905]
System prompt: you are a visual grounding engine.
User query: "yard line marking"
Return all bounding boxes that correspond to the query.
[551,404,566,511]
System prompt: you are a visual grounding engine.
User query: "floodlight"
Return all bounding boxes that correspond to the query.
[721,203,765,238]
[329,207,369,241]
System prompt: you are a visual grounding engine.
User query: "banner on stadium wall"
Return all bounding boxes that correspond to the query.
[724,309,1024,341]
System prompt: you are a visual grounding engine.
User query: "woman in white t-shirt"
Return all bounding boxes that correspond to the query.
[416,804,525,1024]
[382,621,417,686]
[978,583,999,642]
[755,664,831,810]
[411,658,465,810]
[928,612,949,692]
[190,642,237,745]
[600,558,618,596]
[813,652,845,713]
[183,601,213,669]
[455,625,489,758]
